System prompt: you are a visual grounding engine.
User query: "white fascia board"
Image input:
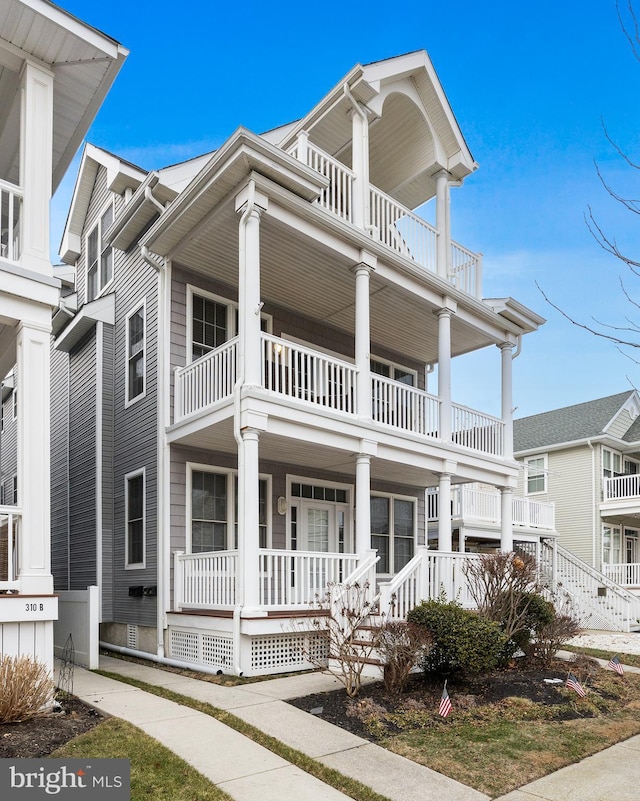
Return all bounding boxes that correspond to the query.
[54,293,115,353]
[483,298,547,333]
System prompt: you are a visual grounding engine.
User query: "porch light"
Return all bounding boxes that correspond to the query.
[277,496,287,515]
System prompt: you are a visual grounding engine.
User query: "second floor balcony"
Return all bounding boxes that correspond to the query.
[174,333,505,458]
[601,475,640,519]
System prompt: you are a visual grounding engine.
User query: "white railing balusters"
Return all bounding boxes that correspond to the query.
[426,486,555,531]
[603,563,640,587]
[0,180,22,263]
[0,506,21,590]
[451,403,504,456]
[174,337,237,422]
[604,474,640,501]
[371,374,440,437]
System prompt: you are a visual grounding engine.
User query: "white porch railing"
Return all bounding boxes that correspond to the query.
[0,505,20,590]
[0,180,22,263]
[450,242,482,298]
[371,374,440,436]
[603,474,640,501]
[427,486,555,531]
[603,563,640,587]
[261,333,357,414]
[369,185,438,272]
[173,550,238,609]
[287,135,354,223]
[452,403,504,456]
[258,549,359,608]
[174,337,237,422]
[379,549,479,620]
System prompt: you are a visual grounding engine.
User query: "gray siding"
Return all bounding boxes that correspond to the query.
[50,346,70,590]
[68,330,97,589]
[0,382,17,503]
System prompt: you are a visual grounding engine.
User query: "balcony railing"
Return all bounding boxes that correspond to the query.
[0,180,22,263]
[452,403,504,456]
[0,505,21,590]
[603,474,640,501]
[426,486,555,531]
[288,136,354,224]
[261,333,357,414]
[371,374,439,437]
[174,337,237,422]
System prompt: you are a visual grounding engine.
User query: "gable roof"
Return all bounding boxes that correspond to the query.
[514,391,637,452]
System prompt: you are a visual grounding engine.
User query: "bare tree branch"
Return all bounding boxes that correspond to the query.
[584,206,640,272]
[617,0,640,61]
[594,160,640,215]
[601,117,640,170]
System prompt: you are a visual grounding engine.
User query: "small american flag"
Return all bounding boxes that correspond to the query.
[566,672,587,697]
[607,655,624,676]
[439,680,452,717]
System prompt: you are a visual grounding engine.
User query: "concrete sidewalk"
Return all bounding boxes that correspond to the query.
[72,648,640,801]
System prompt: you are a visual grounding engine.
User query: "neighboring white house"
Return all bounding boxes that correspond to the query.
[515,390,640,593]
[0,0,126,673]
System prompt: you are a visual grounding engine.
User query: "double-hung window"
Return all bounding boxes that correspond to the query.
[370,494,416,574]
[86,204,113,302]
[192,293,229,360]
[125,470,145,568]
[126,303,145,404]
[189,466,270,552]
[525,455,547,494]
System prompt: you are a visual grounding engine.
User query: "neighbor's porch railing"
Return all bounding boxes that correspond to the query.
[0,505,21,590]
[426,486,555,531]
[603,563,640,587]
[603,474,640,501]
[0,180,22,263]
[174,337,237,422]
[261,333,357,414]
[371,374,440,437]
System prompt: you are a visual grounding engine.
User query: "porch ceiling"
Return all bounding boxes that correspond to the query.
[173,204,496,367]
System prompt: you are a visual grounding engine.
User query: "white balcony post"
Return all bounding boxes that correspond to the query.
[16,320,53,593]
[435,170,451,280]
[238,427,260,610]
[236,183,268,388]
[437,304,455,442]
[438,473,452,552]
[354,261,373,420]
[355,453,371,556]
[500,341,514,457]
[350,106,370,230]
[500,487,513,552]
[20,61,54,276]
[297,130,309,164]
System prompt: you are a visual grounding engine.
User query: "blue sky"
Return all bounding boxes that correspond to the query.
[54,0,640,419]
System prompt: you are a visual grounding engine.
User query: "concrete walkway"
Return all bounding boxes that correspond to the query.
[70,635,640,801]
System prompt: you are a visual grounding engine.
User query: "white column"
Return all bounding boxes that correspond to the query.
[354,262,371,420]
[500,487,513,553]
[355,454,371,556]
[351,108,370,230]
[20,61,54,276]
[500,342,514,457]
[437,307,453,442]
[435,170,451,280]
[238,428,260,609]
[16,320,53,594]
[438,473,452,552]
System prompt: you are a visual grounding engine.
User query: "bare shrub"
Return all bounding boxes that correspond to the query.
[377,620,433,693]
[0,655,54,723]
[464,552,543,642]
[532,595,583,666]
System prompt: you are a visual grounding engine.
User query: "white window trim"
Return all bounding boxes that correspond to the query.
[370,355,418,385]
[602,523,622,566]
[125,467,146,569]
[12,389,17,421]
[524,454,548,496]
[85,199,115,303]
[125,298,146,408]
[186,463,272,552]
[370,490,418,575]
[186,285,272,365]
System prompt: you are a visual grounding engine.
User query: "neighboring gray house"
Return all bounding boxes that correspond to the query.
[6,52,565,674]
[514,391,640,591]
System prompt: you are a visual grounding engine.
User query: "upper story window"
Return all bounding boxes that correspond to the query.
[87,203,113,302]
[602,449,622,480]
[371,493,416,574]
[525,455,547,495]
[126,302,145,405]
[125,469,145,568]
[371,358,416,386]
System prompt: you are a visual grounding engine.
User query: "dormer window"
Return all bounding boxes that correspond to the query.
[87,203,113,301]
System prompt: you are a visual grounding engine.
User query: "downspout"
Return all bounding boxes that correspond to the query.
[232,179,256,677]
[588,440,596,567]
[511,334,522,361]
[141,241,167,659]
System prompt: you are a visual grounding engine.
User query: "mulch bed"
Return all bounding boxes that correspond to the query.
[0,695,105,758]
[289,660,582,740]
